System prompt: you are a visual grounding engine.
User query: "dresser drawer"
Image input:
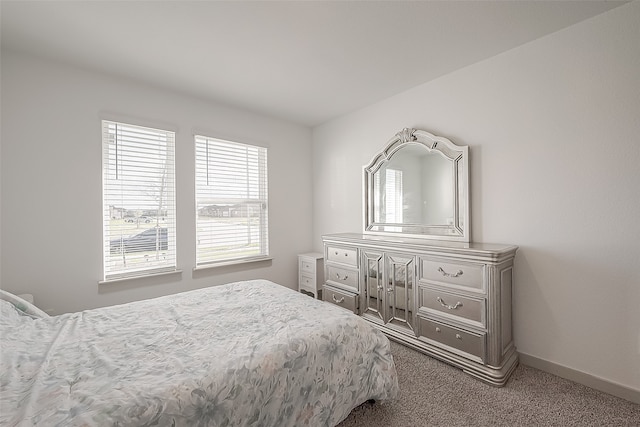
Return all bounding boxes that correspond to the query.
[418,317,485,363]
[326,245,358,267]
[419,288,485,326]
[326,265,359,291]
[323,286,358,314]
[420,258,484,291]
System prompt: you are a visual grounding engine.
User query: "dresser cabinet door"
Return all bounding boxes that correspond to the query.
[361,250,384,323]
[385,253,415,334]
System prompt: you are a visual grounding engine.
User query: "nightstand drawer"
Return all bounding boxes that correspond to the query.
[323,286,358,314]
[299,274,316,291]
[300,259,316,274]
[420,258,484,291]
[419,288,485,326]
[326,265,358,291]
[326,245,358,267]
[418,317,485,363]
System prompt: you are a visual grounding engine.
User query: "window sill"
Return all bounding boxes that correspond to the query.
[193,256,272,271]
[99,269,183,285]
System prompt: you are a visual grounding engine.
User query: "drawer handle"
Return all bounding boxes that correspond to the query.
[435,327,441,333]
[436,297,463,310]
[335,273,349,281]
[456,334,462,340]
[332,294,345,304]
[438,267,463,278]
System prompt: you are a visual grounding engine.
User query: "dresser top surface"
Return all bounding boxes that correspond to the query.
[322,233,518,259]
[298,252,324,259]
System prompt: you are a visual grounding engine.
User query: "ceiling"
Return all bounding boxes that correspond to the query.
[0,1,627,127]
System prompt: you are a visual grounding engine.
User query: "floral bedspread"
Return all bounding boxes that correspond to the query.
[0,280,398,426]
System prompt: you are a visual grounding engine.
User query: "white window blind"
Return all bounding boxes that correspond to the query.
[385,169,403,224]
[102,121,176,281]
[195,135,269,267]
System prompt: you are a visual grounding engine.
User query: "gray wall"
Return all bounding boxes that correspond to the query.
[1,50,314,314]
[312,3,640,392]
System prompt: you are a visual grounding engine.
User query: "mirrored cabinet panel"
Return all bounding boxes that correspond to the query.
[385,254,415,333]
[361,251,384,322]
[360,251,415,335]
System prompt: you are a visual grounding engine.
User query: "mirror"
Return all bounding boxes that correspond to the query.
[363,128,470,242]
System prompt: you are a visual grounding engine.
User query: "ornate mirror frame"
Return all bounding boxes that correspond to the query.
[363,128,470,242]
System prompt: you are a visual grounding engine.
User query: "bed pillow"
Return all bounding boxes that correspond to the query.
[0,299,26,325]
[0,289,50,318]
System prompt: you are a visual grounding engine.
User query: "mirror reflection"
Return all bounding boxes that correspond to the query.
[363,128,470,242]
[372,145,454,227]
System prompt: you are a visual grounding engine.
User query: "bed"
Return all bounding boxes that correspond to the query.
[0,279,398,426]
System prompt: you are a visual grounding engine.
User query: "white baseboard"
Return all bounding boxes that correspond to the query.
[518,352,640,405]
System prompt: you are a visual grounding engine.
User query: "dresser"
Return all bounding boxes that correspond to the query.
[322,233,518,386]
[298,252,324,299]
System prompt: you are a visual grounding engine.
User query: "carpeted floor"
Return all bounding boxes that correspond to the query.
[338,341,639,427]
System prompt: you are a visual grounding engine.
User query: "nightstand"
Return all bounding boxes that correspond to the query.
[298,252,324,299]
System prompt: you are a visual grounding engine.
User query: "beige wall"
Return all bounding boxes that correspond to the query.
[1,50,314,314]
[312,2,640,392]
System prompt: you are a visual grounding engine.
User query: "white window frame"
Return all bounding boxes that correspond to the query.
[194,135,269,268]
[101,120,177,282]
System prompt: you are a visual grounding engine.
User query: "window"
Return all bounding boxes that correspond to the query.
[102,121,176,281]
[195,135,269,267]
